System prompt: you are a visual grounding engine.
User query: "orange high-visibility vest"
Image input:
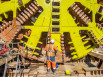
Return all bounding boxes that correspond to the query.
[45,44,58,57]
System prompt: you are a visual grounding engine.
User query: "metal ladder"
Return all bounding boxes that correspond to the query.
[3,43,24,77]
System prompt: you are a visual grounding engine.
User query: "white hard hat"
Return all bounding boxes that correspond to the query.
[50,39,55,44]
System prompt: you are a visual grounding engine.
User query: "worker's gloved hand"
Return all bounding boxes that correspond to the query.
[55,50,58,56]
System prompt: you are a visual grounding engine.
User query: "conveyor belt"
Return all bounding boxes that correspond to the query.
[88,48,103,60]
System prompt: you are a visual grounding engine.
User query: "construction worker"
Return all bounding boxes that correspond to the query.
[45,39,58,75]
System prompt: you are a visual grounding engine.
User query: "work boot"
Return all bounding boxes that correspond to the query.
[53,69,56,75]
[47,69,50,75]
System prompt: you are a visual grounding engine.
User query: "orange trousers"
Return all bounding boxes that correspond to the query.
[47,60,56,69]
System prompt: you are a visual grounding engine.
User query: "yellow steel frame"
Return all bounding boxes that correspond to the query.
[0,0,103,60]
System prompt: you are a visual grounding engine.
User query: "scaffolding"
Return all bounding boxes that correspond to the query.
[3,42,24,77]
